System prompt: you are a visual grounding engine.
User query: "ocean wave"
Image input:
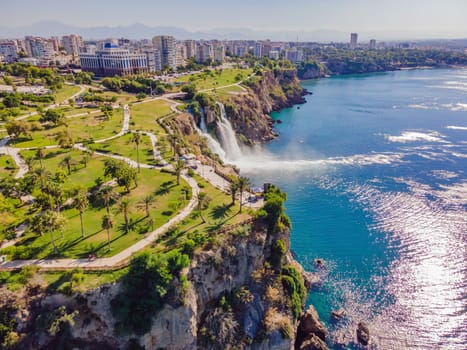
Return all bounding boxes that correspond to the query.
[384,131,447,143]
[447,125,467,131]
[235,152,405,172]
[430,84,467,92]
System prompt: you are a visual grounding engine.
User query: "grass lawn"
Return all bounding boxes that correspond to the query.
[154,174,251,252]
[99,91,137,105]
[130,100,172,133]
[59,106,99,117]
[10,109,124,148]
[54,85,81,103]
[174,68,253,91]
[0,154,17,179]
[92,132,156,165]
[0,163,190,259]
[210,85,246,98]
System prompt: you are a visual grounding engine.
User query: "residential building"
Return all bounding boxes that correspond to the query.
[185,40,196,58]
[25,36,56,58]
[269,50,280,60]
[176,43,187,67]
[196,42,213,63]
[254,42,263,57]
[350,33,358,49]
[152,35,176,70]
[286,48,303,63]
[62,34,84,55]
[0,40,18,62]
[79,42,149,76]
[213,43,225,63]
[369,39,376,50]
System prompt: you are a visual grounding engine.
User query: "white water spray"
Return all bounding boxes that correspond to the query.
[215,102,243,162]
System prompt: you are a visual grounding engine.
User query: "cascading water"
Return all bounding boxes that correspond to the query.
[215,102,243,161]
[195,106,226,160]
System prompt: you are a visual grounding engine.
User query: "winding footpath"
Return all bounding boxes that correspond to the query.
[0,103,200,271]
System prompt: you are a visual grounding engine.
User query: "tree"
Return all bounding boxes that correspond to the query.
[55,130,73,148]
[101,214,114,251]
[100,105,113,119]
[98,185,120,213]
[169,134,178,156]
[237,176,250,213]
[5,120,30,139]
[116,198,131,234]
[43,210,67,254]
[229,181,239,205]
[59,155,73,175]
[41,108,65,126]
[131,133,142,173]
[75,191,89,238]
[35,147,45,168]
[140,194,154,217]
[174,160,185,185]
[181,84,196,99]
[33,167,51,190]
[136,92,146,100]
[197,191,211,223]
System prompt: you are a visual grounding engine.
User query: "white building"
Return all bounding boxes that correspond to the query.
[213,44,225,63]
[185,40,196,59]
[79,43,149,76]
[196,43,213,63]
[25,37,56,58]
[152,35,176,70]
[269,50,280,60]
[254,42,263,57]
[62,34,84,55]
[0,40,18,62]
[369,39,376,50]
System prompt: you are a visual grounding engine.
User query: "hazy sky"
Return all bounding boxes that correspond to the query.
[1,0,467,36]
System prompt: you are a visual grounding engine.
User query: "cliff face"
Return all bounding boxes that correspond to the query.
[1,222,323,350]
[202,68,307,144]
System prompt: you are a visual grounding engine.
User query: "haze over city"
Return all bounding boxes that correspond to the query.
[1,0,467,41]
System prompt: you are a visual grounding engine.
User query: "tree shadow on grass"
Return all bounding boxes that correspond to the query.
[154,181,175,196]
[209,204,233,220]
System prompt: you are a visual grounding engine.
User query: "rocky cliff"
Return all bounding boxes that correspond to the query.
[0,220,326,350]
[200,68,307,144]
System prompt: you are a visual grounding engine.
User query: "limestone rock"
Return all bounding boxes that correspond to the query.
[298,305,327,342]
[356,321,370,346]
[299,333,329,350]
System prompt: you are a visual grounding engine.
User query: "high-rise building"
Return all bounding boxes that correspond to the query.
[350,33,358,49]
[25,37,56,58]
[213,44,225,63]
[176,44,187,67]
[254,42,263,57]
[79,43,149,76]
[369,39,376,50]
[185,40,196,59]
[0,40,18,62]
[62,35,84,55]
[196,43,213,63]
[152,35,176,70]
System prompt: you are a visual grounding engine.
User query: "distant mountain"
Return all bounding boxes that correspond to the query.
[0,21,350,42]
[0,21,465,43]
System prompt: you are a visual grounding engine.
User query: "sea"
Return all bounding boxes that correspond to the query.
[237,68,467,349]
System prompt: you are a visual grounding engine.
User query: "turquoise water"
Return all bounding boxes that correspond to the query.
[240,69,467,349]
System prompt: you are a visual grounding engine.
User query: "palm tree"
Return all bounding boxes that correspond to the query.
[43,210,67,255]
[101,214,113,251]
[229,181,239,205]
[237,176,250,213]
[35,147,45,168]
[98,185,120,213]
[116,198,131,234]
[75,191,89,238]
[60,155,73,175]
[34,167,51,189]
[197,191,211,223]
[174,160,185,185]
[169,134,178,156]
[131,132,142,173]
[140,194,154,217]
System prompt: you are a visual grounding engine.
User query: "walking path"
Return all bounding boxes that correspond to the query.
[0,79,262,270]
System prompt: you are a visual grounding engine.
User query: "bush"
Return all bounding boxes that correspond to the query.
[281,265,306,319]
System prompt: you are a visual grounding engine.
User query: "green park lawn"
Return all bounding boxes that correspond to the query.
[154,174,250,252]
[54,85,81,103]
[0,159,190,259]
[175,68,253,91]
[130,100,172,133]
[10,109,124,148]
[91,132,156,166]
[0,154,17,179]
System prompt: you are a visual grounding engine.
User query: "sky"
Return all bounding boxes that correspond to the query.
[1,0,467,37]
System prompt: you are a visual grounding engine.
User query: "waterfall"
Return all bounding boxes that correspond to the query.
[196,107,226,160]
[216,102,243,161]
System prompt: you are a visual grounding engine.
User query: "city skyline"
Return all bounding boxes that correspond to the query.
[1,0,467,40]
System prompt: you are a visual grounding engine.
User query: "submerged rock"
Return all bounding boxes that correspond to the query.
[356,321,370,346]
